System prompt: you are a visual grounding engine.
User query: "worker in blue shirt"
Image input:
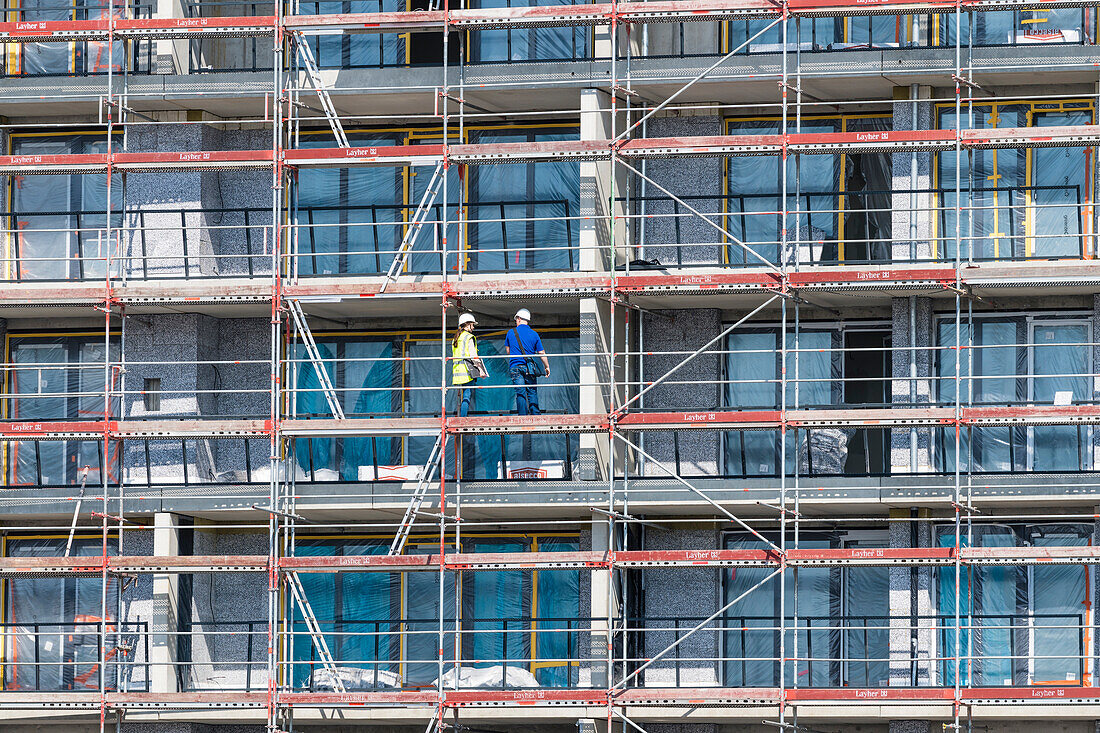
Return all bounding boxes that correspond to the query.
[505,308,551,416]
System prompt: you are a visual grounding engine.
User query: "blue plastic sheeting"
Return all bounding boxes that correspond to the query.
[11,136,121,281]
[298,0,405,68]
[936,524,1090,686]
[294,129,578,275]
[292,541,403,688]
[4,537,122,692]
[467,129,580,273]
[723,328,839,476]
[294,135,407,277]
[291,537,580,688]
[938,106,1091,261]
[292,332,580,480]
[727,118,891,265]
[8,336,120,487]
[723,533,888,687]
[939,9,1089,46]
[469,0,588,62]
[934,315,1091,472]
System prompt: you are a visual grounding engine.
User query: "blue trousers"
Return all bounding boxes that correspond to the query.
[457,379,476,477]
[510,368,540,416]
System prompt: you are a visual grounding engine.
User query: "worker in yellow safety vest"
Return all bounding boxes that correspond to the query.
[452,312,486,478]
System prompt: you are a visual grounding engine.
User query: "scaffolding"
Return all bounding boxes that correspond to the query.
[2,1,1100,732]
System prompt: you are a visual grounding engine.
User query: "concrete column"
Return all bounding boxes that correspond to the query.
[579,296,627,481]
[891,297,933,472]
[890,509,935,688]
[589,519,612,687]
[580,89,614,272]
[892,85,934,263]
[155,0,192,74]
[151,512,180,694]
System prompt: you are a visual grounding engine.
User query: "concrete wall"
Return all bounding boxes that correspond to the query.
[121,314,269,485]
[642,115,725,267]
[640,309,721,476]
[642,527,721,687]
[185,529,268,692]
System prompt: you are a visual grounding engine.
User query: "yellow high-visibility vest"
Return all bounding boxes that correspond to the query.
[452,331,478,385]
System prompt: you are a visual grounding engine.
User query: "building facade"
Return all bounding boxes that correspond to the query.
[0,2,1099,732]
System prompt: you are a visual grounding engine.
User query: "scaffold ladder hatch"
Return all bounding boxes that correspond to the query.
[381,161,445,293]
[294,32,350,149]
[287,298,345,419]
[286,570,346,692]
[389,433,444,555]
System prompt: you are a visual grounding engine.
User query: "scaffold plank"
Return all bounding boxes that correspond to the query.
[281,691,439,706]
[0,15,274,41]
[281,417,439,436]
[2,128,1099,177]
[1,0,1096,43]
[282,551,610,571]
[2,547,1100,577]
[447,414,609,434]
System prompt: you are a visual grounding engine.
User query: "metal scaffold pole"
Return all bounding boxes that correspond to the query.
[268,0,285,728]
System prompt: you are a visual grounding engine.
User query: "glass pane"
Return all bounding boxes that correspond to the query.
[1031,323,1089,470]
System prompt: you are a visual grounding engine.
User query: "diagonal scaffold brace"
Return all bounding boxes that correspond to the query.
[286,298,345,419]
[389,433,445,555]
[293,31,350,148]
[381,160,446,293]
[285,569,347,692]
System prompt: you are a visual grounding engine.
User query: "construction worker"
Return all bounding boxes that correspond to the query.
[452,312,485,417]
[452,312,485,478]
[505,308,550,416]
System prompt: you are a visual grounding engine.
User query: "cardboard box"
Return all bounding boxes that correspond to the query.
[499,460,566,480]
[358,465,424,481]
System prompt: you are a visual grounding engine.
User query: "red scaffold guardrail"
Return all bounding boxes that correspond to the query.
[0,0,1090,41]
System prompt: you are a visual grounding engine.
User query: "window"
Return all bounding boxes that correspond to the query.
[297,0,405,69]
[726,11,1093,54]
[291,535,580,689]
[143,378,161,412]
[726,116,892,266]
[936,102,1094,261]
[723,323,890,477]
[934,314,1091,472]
[723,531,888,687]
[935,524,1092,686]
[291,329,580,480]
[935,8,1093,47]
[467,128,580,272]
[468,0,589,63]
[2,0,148,76]
[727,15,917,54]
[293,126,579,277]
[0,536,137,692]
[7,134,122,281]
[5,333,121,487]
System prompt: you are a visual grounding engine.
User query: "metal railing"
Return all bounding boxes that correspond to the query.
[624,184,1087,269]
[0,620,149,692]
[0,1,154,77]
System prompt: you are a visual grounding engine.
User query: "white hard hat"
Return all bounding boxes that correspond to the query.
[458,313,478,326]
[514,308,532,321]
